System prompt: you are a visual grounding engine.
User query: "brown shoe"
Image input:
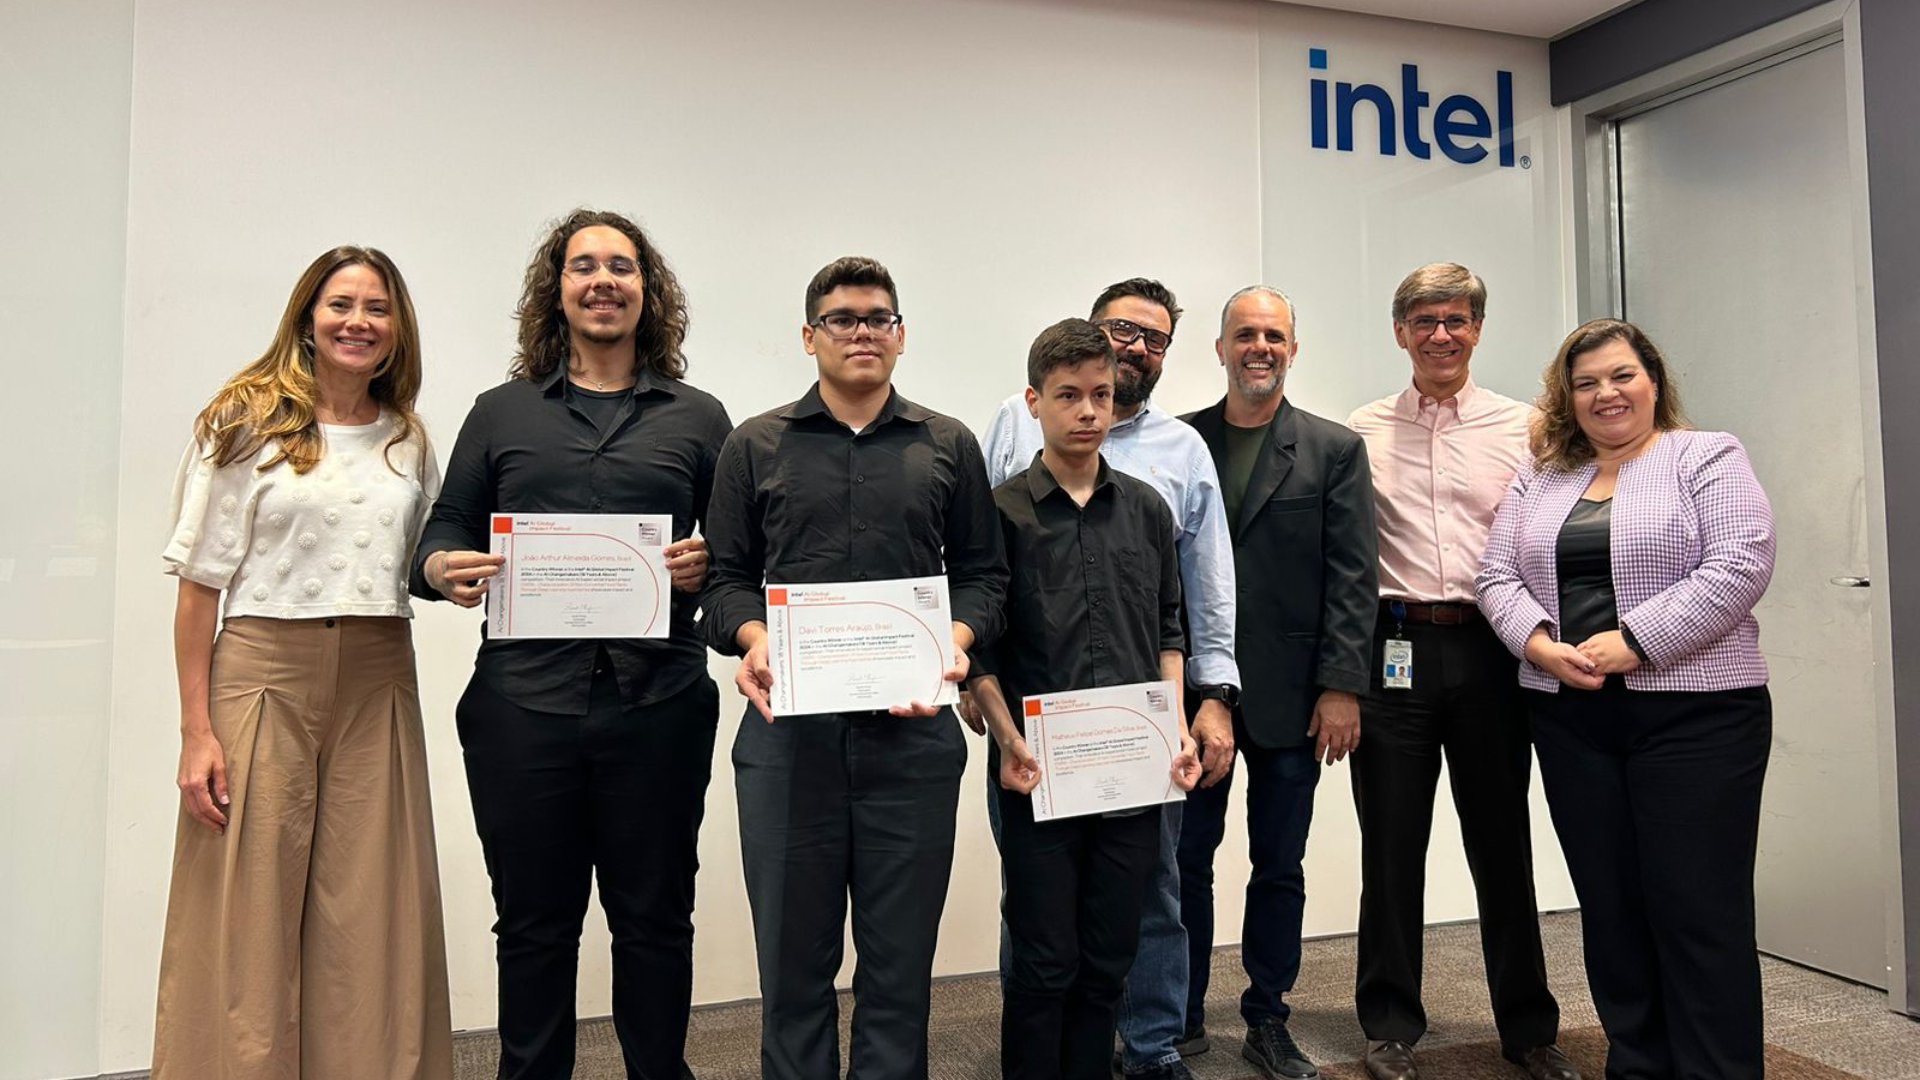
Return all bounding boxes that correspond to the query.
[1505,1043,1581,1080]
[1363,1040,1417,1080]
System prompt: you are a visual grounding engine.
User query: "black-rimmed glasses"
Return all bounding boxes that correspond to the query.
[1097,318,1172,355]
[812,311,904,338]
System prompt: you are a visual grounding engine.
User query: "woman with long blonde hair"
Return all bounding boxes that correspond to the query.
[152,246,452,1078]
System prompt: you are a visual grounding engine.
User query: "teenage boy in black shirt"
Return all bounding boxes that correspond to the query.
[703,256,1008,1080]
[969,318,1201,1080]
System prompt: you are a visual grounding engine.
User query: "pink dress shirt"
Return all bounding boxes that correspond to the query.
[1347,379,1534,604]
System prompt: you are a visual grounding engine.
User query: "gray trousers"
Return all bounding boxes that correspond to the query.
[734,707,967,1080]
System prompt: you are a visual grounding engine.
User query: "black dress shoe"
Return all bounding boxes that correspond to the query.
[1363,1039,1417,1080]
[1505,1043,1582,1080]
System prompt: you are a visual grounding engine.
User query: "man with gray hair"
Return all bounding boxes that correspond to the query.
[1345,263,1577,1080]
[1177,285,1379,1080]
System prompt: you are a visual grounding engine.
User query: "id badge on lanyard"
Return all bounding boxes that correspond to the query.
[1383,600,1413,690]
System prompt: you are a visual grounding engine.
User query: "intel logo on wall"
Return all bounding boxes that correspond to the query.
[1309,48,1518,167]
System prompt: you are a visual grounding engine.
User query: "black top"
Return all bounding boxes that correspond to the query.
[1556,496,1618,647]
[568,383,628,436]
[976,454,1185,717]
[410,367,734,715]
[703,382,1009,660]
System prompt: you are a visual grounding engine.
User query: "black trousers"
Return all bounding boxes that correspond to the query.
[998,777,1161,1080]
[733,708,966,1080]
[1177,709,1320,1030]
[1529,682,1771,1080]
[1352,612,1559,1051]
[457,666,720,1080]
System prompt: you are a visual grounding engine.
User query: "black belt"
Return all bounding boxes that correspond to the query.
[1381,599,1483,626]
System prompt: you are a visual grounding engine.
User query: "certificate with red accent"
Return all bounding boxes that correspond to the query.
[765,575,956,717]
[488,514,671,639]
[1023,680,1185,822]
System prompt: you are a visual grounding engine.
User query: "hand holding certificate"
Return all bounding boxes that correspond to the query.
[488,514,672,639]
[764,575,961,717]
[1023,680,1197,822]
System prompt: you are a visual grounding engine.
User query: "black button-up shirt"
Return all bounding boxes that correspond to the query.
[704,383,1008,660]
[977,454,1186,711]
[411,367,733,715]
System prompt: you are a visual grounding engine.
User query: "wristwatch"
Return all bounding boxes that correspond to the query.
[1193,683,1240,709]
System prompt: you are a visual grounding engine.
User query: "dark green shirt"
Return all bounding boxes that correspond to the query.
[1220,420,1270,527]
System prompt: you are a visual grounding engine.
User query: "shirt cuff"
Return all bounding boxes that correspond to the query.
[1620,623,1650,664]
[1185,654,1241,691]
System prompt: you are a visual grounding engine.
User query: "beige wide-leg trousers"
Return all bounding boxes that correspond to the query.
[152,615,452,1080]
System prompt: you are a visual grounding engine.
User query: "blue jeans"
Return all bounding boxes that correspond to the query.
[1115,801,1189,1071]
[1176,733,1319,1031]
[990,767,1190,1072]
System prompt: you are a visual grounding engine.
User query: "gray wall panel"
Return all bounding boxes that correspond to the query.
[1859,0,1920,1018]
[1551,0,1828,103]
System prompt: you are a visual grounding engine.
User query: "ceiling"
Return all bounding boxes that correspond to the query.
[1267,0,1644,40]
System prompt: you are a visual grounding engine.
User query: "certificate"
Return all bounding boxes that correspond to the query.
[1024,680,1185,822]
[488,513,671,639]
[765,575,957,717]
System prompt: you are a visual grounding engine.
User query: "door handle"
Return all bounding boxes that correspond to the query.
[1829,576,1871,588]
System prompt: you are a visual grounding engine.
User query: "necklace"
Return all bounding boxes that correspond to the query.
[569,366,632,392]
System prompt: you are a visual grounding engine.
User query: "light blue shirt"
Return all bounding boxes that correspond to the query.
[981,393,1240,690]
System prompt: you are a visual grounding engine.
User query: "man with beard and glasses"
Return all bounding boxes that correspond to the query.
[974,278,1239,1080]
[1177,286,1379,1080]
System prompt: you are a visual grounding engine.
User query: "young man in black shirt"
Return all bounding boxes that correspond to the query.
[413,209,732,1079]
[703,256,1008,1080]
[969,318,1201,1080]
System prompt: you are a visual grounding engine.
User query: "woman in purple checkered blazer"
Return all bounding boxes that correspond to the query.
[1476,319,1776,1080]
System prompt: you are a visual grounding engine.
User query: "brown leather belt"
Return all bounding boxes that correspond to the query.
[1381,599,1483,626]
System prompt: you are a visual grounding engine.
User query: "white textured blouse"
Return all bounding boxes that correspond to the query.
[163,411,441,619]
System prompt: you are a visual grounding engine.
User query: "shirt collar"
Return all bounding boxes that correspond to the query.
[779,382,931,427]
[1111,399,1157,433]
[537,364,679,399]
[1394,375,1485,422]
[1024,452,1116,505]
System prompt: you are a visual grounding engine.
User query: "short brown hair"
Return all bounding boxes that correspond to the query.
[1026,318,1116,391]
[806,256,898,321]
[1391,262,1487,323]
[1531,318,1689,470]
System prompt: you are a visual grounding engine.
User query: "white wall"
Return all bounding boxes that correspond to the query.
[0,3,134,1078]
[1238,4,1579,945]
[0,0,1573,1074]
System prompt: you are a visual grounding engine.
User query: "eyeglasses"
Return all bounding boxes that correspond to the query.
[563,256,642,280]
[1404,315,1477,337]
[812,311,904,338]
[1097,318,1172,355]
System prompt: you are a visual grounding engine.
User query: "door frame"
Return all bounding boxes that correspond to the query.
[1563,0,1912,1013]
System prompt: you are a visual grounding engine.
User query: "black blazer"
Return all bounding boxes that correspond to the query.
[1183,398,1379,749]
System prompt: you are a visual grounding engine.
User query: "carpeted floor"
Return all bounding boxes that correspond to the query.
[452,912,1920,1078]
